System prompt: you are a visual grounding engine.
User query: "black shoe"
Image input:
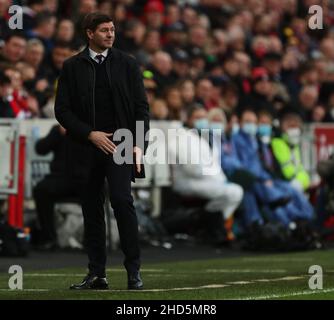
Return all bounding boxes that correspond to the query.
[127,271,143,290]
[70,274,109,290]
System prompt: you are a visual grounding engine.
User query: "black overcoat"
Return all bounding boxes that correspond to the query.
[54,46,150,182]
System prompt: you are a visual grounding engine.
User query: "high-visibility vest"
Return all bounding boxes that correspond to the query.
[271,137,310,190]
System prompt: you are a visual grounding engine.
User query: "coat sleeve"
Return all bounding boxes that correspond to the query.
[54,60,93,142]
[130,59,150,154]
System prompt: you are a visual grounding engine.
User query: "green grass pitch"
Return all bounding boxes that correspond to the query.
[0,249,333,300]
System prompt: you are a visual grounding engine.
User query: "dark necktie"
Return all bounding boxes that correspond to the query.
[96,54,104,64]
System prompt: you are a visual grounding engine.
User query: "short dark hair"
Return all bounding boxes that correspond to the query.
[82,13,113,34]
[4,31,27,43]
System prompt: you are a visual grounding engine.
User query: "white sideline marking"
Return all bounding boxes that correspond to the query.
[242,257,313,262]
[238,288,334,300]
[24,274,86,277]
[106,268,166,272]
[207,269,287,273]
[0,273,320,295]
[0,289,49,292]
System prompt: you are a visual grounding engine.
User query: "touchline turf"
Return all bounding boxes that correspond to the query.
[0,249,333,300]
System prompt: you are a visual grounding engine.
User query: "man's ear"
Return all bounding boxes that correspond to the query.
[86,29,93,40]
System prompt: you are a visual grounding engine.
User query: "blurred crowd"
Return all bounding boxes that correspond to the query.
[1,0,334,248]
[0,0,334,122]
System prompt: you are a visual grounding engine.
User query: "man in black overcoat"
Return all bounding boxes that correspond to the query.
[54,12,150,290]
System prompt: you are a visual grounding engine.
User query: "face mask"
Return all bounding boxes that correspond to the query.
[232,124,240,135]
[260,135,271,144]
[242,122,258,136]
[286,128,301,145]
[194,118,209,130]
[258,124,272,137]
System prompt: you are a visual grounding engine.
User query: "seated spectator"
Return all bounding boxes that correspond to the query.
[149,51,174,95]
[0,71,14,118]
[179,79,196,110]
[0,32,27,64]
[295,85,319,122]
[240,67,276,117]
[168,105,243,240]
[3,65,39,118]
[164,86,185,121]
[150,98,169,120]
[271,108,311,192]
[33,124,83,251]
[232,108,313,227]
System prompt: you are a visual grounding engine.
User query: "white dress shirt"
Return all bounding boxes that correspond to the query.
[88,48,109,64]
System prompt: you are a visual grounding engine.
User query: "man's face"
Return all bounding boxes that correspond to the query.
[87,22,115,51]
[282,117,301,132]
[52,47,72,70]
[241,111,257,126]
[189,109,208,128]
[4,37,27,63]
[25,46,44,67]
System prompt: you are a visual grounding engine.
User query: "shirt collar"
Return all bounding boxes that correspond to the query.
[88,47,109,61]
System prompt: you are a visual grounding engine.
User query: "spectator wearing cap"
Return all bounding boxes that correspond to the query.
[170,49,190,81]
[240,67,276,116]
[189,47,207,79]
[163,21,187,55]
[0,33,27,64]
[143,0,165,30]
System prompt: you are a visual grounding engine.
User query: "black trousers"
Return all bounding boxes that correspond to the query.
[79,147,140,278]
[33,174,81,243]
